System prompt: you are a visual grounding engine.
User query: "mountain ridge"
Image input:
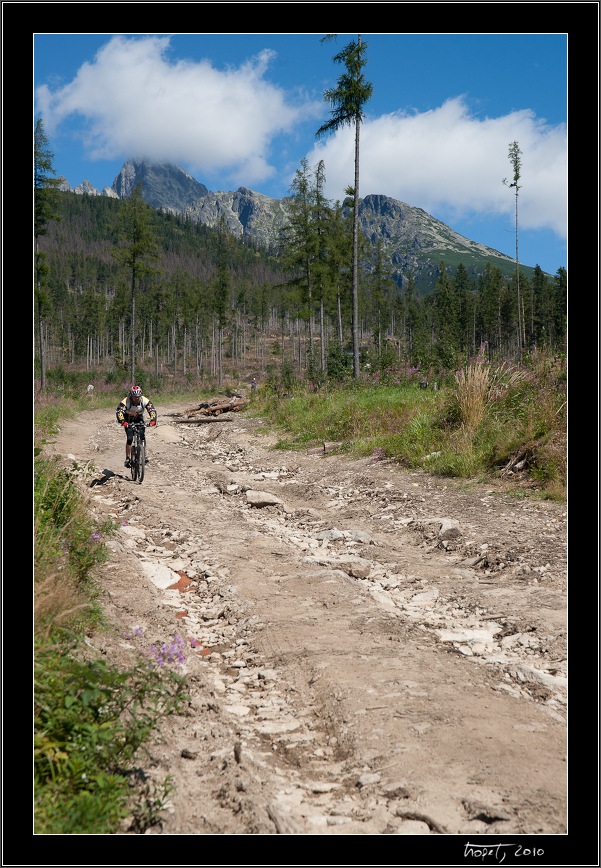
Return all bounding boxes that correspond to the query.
[56,158,544,293]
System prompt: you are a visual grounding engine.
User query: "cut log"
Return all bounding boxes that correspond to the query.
[306,441,344,455]
[500,447,533,477]
[183,395,247,418]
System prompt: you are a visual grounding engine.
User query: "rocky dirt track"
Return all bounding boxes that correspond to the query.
[50,400,567,841]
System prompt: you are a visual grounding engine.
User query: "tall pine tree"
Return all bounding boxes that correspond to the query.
[34,119,62,388]
[113,182,161,382]
[317,34,373,378]
[503,141,523,356]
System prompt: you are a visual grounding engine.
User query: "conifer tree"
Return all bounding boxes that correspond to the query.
[553,267,567,343]
[434,262,459,365]
[34,119,62,388]
[313,160,331,371]
[323,199,353,346]
[214,215,233,386]
[503,141,523,356]
[317,34,373,378]
[113,182,161,382]
[400,272,419,363]
[368,239,395,358]
[452,262,472,354]
[281,159,320,363]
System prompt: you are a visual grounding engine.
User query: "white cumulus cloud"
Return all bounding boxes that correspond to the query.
[307,96,567,239]
[35,35,322,187]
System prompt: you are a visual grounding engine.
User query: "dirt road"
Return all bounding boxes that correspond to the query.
[50,400,567,841]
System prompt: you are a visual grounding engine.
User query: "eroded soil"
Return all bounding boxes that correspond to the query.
[48,400,567,841]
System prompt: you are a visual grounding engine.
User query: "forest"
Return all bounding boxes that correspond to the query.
[35,158,566,393]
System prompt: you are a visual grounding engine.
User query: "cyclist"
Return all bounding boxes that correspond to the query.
[116,386,157,468]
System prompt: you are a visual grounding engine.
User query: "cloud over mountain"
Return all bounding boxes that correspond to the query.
[35,35,323,187]
[36,36,566,242]
[308,96,566,239]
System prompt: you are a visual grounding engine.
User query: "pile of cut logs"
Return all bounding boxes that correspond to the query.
[178,395,247,421]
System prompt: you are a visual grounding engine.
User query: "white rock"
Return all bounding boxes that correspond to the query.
[327,816,351,825]
[121,525,146,539]
[315,528,345,541]
[255,719,301,734]
[347,529,375,544]
[335,557,372,578]
[411,588,439,604]
[395,819,431,834]
[140,561,180,590]
[436,622,501,646]
[507,664,567,691]
[223,705,251,717]
[357,772,381,788]
[246,490,284,508]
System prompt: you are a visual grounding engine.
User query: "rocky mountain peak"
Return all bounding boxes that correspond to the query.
[61,159,541,292]
[110,159,209,212]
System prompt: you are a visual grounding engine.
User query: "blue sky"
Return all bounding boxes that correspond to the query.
[34,32,568,274]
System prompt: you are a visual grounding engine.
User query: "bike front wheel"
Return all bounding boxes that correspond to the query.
[138,443,145,483]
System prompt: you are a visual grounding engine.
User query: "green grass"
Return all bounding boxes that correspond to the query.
[251,350,567,500]
[34,634,185,833]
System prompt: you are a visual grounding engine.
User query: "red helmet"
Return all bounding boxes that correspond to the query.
[130,385,142,401]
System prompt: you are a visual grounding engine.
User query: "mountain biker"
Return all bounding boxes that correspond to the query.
[116,386,157,468]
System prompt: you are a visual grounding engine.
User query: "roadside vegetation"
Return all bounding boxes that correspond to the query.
[34,412,189,834]
[251,345,567,502]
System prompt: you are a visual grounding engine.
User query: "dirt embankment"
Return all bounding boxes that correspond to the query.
[49,401,567,842]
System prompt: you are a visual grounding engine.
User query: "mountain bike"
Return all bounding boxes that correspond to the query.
[130,421,151,483]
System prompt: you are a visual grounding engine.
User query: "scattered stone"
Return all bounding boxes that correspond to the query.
[255,719,301,735]
[75,407,565,836]
[357,772,381,788]
[315,528,345,541]
[267,802,301,834]
[121,524,146,540]
[439,519,462,541]
[411,588,439,604]
[246,490,285,508]
[140,561,181,590]
[395,818,431,834]
[337,557,372,579]
[181,748,197,760]
[223,704,251,717]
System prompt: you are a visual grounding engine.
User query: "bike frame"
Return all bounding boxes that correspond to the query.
[130,421,150,483]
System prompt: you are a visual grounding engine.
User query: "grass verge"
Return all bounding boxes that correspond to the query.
[34,423,188,833]
[250,349,567,500]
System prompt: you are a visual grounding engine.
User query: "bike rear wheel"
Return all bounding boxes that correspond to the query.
[131,441,139,481]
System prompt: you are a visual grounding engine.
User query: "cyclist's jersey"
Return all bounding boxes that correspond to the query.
[116,396,157,425]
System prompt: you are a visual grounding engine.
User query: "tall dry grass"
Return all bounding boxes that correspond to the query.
[453,358,528,430]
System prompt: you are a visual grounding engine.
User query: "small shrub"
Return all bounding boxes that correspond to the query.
[327,344,352,382]
[34,637,187,833]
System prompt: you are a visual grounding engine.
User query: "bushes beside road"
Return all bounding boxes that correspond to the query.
[251,348,566,500]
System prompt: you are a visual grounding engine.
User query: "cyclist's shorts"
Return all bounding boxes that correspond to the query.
[123,417,144,444]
